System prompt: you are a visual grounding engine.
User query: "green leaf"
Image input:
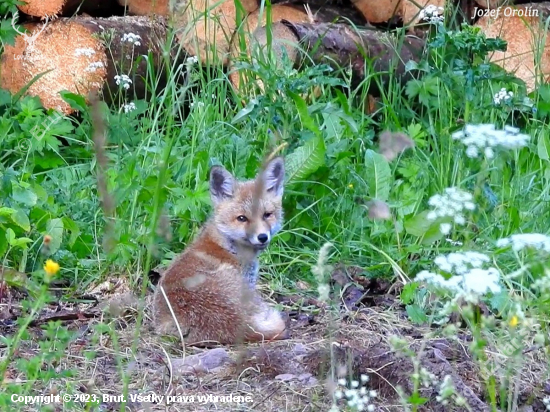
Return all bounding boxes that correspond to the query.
[60,91,87,112]
[364,149,392,201]
[231,100,256,124]
[400,282,418,305]
[537,132,550,161]
[406,304,428,324]
[285,134,326,184]
[11,209,30,231]
[408,392,429,406]
[6,228,15,244]
[404,211,446,244]
[0,207,15,217]
[11,185,37,207]
[62,217,81,247]
[44,218,64,254]
[287,91,320,135]
[10,237,32,249]
[404,210,434,236]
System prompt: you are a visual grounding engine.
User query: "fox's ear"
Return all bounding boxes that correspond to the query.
[262,157,284,197]
[210,165,234,204]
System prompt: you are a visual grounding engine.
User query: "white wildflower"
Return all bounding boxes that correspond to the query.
[416,252,501,296]
[452,124,530,159]
[85,61,105,72]
[496,233,550,253]
[328,404,340,412]
[334,375,377,411]
[75,47,96,57]
[446,238,463,246]
[123,102,136,113]
[189,101,205,109]
[426,187,474,228]
[121,32,141,46]
[440,223,452,235]
[493,88,513,105]
[186,55,199,65]
[114,74,132,90]
[419,5,445,23]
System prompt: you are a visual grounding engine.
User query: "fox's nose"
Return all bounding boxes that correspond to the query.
[257,233,269,244]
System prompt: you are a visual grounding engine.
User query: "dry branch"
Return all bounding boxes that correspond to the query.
[118,0,169,16]
[170,0,259,65]
[0,16,172,114]
[18,0,120,18]
[229,21,425,93]
[474,3,550,91]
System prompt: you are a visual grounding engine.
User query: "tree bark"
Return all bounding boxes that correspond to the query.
[18,0,123,18]
[118,0,169,16]
[229,21,425,94]
[0,16,176,114]
[474,3,550,92]
[170,0,259,65]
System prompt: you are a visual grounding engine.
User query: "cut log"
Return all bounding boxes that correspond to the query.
[474,4,550,91]
[170,0,259,65]
[18,0,121,18]
[0,16,171,114]
[118,0,169,16]
[352,0,446,27]
[228,4,371,89]
[228,4,311,87]
[229,21,425,94]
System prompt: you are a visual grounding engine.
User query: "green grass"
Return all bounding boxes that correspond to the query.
[2,2,550,411]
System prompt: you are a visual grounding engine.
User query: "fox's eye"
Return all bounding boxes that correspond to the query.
[236,215,248,222]
[263,212,272,219]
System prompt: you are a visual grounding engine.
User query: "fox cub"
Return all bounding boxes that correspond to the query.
[152,157,289,344]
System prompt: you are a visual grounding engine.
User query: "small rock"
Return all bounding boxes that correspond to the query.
[292,343,308,356]
[275,373,296,382]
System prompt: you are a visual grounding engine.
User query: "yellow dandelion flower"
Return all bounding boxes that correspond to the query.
[509,316,519,327]
[348,184,354,189]
[44,259,60,276]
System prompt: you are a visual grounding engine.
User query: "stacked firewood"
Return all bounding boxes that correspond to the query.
[1,0,550,114]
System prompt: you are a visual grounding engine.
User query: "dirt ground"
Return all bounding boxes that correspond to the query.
[1,266,549,412]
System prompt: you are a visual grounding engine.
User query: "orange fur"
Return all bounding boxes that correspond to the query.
[152,157,288,345]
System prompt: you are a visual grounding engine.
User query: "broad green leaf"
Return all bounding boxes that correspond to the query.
[6,228,15,244]
[11,185,37,207]
[62,217,81,247]
[44,218,64,254]
[11,209,30,231]
[406,304,428,324]
[537,132,550,161]
[400,282,418,305]
[0,207,15,217]
[285,135,326,184]
[60,91,87,112]
[364,149,392,201]
[287,91,319,135]
[10,237,32,249]
[404,210,433,236]
[404,211,446,244]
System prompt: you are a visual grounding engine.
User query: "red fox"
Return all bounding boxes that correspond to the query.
[152,157,289,344]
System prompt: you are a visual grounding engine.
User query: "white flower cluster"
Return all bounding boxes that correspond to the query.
[416,251,501,296]
[419,5,445,23]
[427,187,475,234]
[123,102,136,113]
[330,374,376,412]
[543,396,550,411]
[452,124,530,159]
[493,88,513,105]
[122,32,141,46]
[496,233,550,253]
[75,47,96,57]
[85,61,105,73]
[114,74,132,90]
[186,55,199,65]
